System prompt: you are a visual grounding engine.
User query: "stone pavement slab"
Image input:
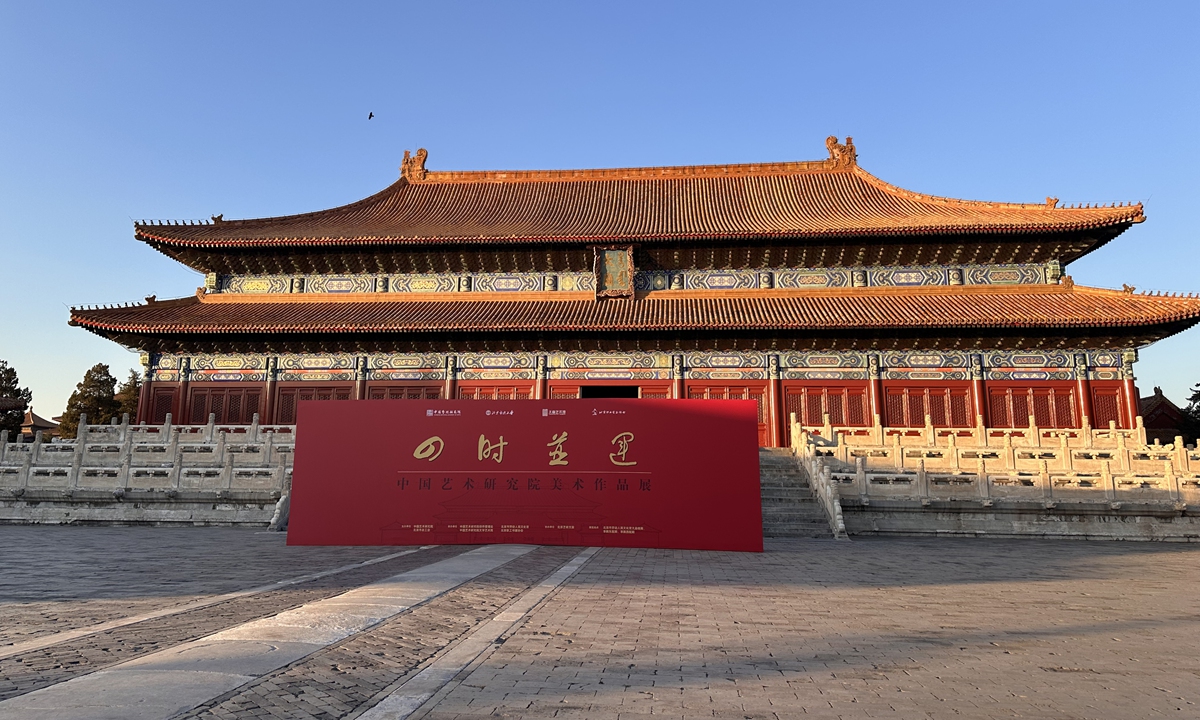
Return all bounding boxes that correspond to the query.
[0,525,391,646]
[0,545,536,720]
[2,529,1199,719]
[413,538,1200,720]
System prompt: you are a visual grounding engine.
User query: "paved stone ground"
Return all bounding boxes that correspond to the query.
[424,539,1200,720]
[0,526,392,646]
[1,528,1199,719]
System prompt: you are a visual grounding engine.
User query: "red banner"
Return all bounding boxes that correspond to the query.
[287,399,762,552]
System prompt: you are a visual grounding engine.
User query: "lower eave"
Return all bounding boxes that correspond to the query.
[69,284,1200,353]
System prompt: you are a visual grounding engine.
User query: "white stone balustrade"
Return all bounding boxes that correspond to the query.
[0,413,295,526]
[789,412,1199,509]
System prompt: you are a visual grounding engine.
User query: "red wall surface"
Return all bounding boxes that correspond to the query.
[287,398,763,551]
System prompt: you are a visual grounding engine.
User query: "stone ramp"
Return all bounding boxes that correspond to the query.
[760,448,832,538]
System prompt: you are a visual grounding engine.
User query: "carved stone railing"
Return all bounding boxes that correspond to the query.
[788,413,1198,509]
[789,420,848,539]
[0,413,295,526]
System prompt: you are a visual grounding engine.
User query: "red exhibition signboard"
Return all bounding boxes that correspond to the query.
[287,399,762,552]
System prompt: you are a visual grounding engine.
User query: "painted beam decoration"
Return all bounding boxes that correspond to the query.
[287,399,764,551]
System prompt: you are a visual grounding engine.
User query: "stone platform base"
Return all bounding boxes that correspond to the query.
[842,498,1200,541]
[0,490,281,526]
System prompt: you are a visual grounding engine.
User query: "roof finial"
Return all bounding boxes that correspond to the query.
[401,148,429,181]
[1045,197,1058,209]
[824,136,856,168]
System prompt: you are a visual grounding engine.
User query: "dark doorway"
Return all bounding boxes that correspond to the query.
[580,385,640,399]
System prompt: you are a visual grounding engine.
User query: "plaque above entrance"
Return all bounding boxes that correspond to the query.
[287,399,763,551]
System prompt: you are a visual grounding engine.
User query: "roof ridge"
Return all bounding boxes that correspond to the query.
[414,158,842,185]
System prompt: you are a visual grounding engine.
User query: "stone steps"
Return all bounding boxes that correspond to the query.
[759,449,832,538]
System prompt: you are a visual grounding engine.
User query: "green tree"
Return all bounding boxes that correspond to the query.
[0,360,32,440]
[115,370,142,420]
[1183,383,1200,445]
[58,364,121,438]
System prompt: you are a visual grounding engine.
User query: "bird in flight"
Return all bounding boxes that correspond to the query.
[368,112,374,119]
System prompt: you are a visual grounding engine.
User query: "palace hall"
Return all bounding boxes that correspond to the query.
[69,138,1200,447]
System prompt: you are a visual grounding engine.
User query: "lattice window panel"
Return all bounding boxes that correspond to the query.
[1092,389,1122,428]
[152,391,174,424]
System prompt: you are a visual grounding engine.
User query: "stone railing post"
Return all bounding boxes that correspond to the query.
[1003,433,1015,471]
[214,430,227,466]
[1060,434,1072,472]
[821,465,848,538]
[167,423,180,459]
[249,413,261,443]
[924,414,934,447]
[222,451,235,491]
[118,450,131,490]
[978,460,990,499]
[169,446,185,492]
[69,431,85,491]
[948,433,959,471]
[78,413,88,444]
[917,458,928,499]
[17,451,32,494]
[1102,460,1115,500]
[119,413,129,443]
[205,413,216,442]
[1038,459,1051,499]
[893,433,904,470]
[264,431,275,465]
[1164,460,1180,501]
[855,456,867,498]
[1174,436,1189,474]
[1030,415,1041,448]
[1115,431,1130,472]
[162,412,173,437]
[31,430,43,464]
[0,429,7,463]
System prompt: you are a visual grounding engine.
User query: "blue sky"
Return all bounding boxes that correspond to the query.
[2,1,1198,415]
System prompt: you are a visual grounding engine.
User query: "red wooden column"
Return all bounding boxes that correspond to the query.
[534,356,547,400]
[970,354,987,425]
[262,358,278,424]
[135,355,154,424]
[1121,351,1139,429]
[354,357,367,400]
[177,357,192,424]
[767,356,784,447]
[1074,353,1093,427]
[867,354,884,427]
[444,356,458,400]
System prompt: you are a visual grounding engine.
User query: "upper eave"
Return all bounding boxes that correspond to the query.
[132,148,1145,259]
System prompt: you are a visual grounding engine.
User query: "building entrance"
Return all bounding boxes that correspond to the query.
[580,385,640,399]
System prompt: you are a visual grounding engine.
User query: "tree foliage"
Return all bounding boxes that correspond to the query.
[0,360,32,440]
[1183,383,1200,445]
[58,364,121,438]
[115,370,142,420]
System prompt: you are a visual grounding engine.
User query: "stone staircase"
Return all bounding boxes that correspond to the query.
[760,448,833,538]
